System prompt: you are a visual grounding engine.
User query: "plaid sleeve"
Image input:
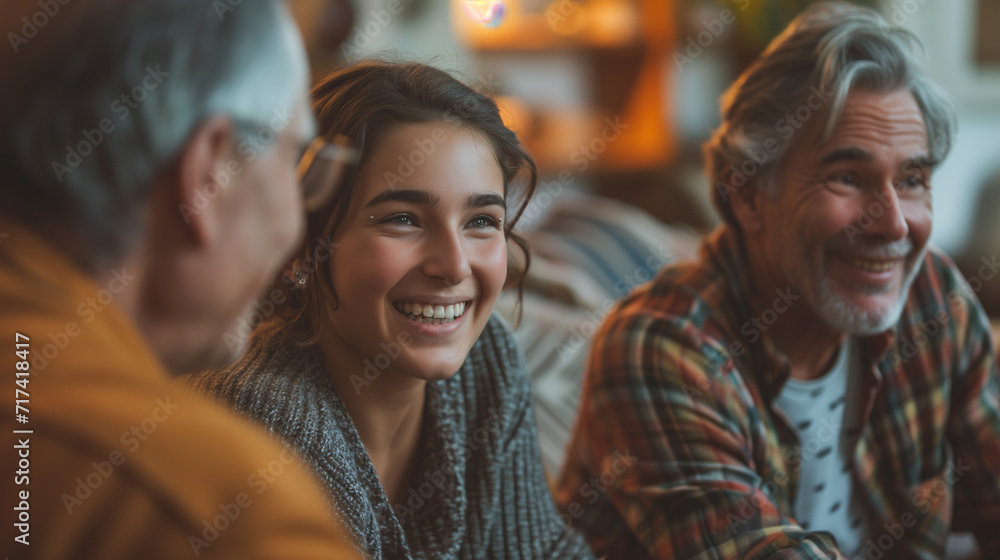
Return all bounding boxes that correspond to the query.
[563,306,846,560]
[944,273,1000,557]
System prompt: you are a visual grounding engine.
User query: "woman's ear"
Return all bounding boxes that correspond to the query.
[282,250,312,287]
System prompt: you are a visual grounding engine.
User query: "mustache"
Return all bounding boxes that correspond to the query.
[826,237,913,259]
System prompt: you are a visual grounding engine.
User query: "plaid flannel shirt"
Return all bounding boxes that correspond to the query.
[557,225,1000,560]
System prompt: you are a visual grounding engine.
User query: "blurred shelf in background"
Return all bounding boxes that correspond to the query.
[453,0,677,176]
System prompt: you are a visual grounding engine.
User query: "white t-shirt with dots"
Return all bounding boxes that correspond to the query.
[773,337,871,556]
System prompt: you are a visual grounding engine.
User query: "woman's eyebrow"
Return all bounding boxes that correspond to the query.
[466,193,506,211]
[363,189,441,208]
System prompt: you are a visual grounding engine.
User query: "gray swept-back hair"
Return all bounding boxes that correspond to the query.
[704,1,957,227]
[0,0,313,273]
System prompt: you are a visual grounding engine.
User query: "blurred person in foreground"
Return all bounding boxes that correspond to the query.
[0,0,358,558]
[558,3,1000,559]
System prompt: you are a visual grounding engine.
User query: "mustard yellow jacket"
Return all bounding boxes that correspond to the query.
[0,221,357,560]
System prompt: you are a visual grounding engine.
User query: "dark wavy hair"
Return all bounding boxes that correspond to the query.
[279,61,537,345]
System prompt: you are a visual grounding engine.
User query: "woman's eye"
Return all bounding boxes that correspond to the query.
[468,214,502,229]
[382,213,416,226]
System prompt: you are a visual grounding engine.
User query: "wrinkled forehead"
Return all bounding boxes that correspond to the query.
[822,89,929,155]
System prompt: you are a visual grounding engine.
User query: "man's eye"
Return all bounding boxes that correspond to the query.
[833,173,858,185]
[896,176,927,190]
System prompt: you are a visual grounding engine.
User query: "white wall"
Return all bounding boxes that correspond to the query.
[889,0,1000,253]
[340,0,471,72]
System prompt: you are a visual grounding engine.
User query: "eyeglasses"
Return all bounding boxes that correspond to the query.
[297,134,358,212]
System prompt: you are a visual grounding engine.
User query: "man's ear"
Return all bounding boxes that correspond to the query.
[729,173,767,235]
[174,116,236,248]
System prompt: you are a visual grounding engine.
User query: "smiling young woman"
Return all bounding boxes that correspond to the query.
[184,61,595,560]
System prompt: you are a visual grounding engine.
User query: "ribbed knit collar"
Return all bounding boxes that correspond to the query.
[228,324,468,560]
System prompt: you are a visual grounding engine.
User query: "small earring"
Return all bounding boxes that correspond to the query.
[293,270,308,287]
[369,215,375,220]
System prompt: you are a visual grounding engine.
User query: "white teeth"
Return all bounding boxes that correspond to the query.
[393,301,469,323]
[850,259,894,272]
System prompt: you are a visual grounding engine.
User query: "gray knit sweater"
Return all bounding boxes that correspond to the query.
[185,315,595,560]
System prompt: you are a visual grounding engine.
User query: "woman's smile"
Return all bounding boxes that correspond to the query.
[393,300,470,324]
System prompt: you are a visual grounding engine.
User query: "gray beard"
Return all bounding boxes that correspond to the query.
[810,244,928,335]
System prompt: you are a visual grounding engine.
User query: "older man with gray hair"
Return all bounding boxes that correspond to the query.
[0,0,356,558]
[558,3,1000,559]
